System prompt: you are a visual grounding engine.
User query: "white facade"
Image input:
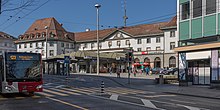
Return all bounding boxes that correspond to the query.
[0,35,17,54]
[17,41,74,59]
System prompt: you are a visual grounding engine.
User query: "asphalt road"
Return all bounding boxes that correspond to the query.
[0,74,220,110]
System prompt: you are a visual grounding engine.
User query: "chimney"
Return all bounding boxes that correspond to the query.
[85,28,90,32]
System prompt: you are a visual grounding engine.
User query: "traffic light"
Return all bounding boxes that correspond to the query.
[126,52,133,62]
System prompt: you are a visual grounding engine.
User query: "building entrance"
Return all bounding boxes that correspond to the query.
[188,60,210,85]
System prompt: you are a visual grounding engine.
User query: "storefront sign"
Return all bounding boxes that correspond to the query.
[141,51,163,55]
[212,50,218,81]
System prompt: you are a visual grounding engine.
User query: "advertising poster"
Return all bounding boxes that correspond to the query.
[179,53,186,81]
[212,50,218,81]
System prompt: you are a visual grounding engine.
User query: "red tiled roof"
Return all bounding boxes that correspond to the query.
[17,17,74,42]
[75,28,116,42]
[121,22,167,37]
[0,31,16,40]
[75,22,168,42]
[161,16,177,29]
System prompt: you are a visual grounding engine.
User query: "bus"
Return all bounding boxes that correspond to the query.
[0,52,43,94]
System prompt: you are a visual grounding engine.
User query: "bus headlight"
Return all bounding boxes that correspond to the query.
[5,86,12,91]
[36,85,42,89]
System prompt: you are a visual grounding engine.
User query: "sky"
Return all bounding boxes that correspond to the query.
[0,0,177,37]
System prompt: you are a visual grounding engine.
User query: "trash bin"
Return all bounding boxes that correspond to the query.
[159,75,164,84]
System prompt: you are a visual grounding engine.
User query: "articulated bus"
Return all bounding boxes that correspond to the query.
[0,52,43,94]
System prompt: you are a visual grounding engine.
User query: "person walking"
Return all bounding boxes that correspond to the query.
[116,68,121,78]
[108,67,112,76]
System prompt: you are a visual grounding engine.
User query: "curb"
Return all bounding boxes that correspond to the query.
[164,92,220,100]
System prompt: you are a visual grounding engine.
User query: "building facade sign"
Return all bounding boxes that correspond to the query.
[179,53,186,81]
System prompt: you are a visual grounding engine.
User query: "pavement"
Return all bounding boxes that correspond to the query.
[71,72,220,100]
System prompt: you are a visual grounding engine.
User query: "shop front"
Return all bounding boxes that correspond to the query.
[177,45,220,86]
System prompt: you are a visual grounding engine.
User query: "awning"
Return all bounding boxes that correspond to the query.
[174,42,220,52]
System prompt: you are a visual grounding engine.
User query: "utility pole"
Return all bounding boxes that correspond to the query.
[123,0,128,27]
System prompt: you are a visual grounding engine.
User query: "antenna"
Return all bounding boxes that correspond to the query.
[123,0,128,27]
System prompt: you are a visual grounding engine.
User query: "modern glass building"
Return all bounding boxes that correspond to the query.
[176,0,220,86]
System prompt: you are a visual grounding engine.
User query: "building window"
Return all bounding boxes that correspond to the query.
[156,47,161,51]
[170,31,175,37]
[42,42,45,47]
[42,50,45,56]
[146,38,151,43]
[4,43,7,47]
[206,0,216,15]
[146,47,151,51]
[84,43,87,48]
[71,44,74,48]
[170,42,175,50]
[193,0,202,18]
[99,43,102,49]
[24,43,27,48]
[49,50,54,56]
[19,44,21,49]
[91,43,94,49]
[66,43,69,48]
[117,41,121,46]
[137,39,142,44]
[125,40,130,46]
[169,56,176,68]
[137,48,142,52]
[35,42,38,47]
[49,42,54,47]
[156,37,160,43]
[30,43,33,48]
[108,41,112,48]
[181,2,190,20]
[61,43,64,47]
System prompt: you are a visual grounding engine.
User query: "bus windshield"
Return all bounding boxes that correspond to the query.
[5,53,41,82]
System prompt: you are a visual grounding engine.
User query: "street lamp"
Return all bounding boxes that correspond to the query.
[95,3,101,75]
[45,26,48,74]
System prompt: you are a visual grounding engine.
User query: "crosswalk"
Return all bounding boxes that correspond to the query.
[36,86,150,97]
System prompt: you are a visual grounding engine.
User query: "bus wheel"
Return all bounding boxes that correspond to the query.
[29,92,34,96]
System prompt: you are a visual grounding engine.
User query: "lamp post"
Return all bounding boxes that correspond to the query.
[45,26,48,74]
[95,3,101,75]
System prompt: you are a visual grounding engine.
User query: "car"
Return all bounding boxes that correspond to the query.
[166,68,178,75]
[151,68,163,74]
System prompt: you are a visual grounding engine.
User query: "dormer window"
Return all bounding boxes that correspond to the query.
[31,34,35,39]
[108,41,112,48]
[36,33,40,38]
[42,32,46,37]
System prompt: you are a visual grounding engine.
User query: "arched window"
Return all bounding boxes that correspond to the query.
[169,56,176,68]
[154,57,161,68]
[134,58,140,63]
[144,57,150,63]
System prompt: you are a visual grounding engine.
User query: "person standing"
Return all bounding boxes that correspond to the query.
[109,67,112,76]
[116,68,121,78]
[145,66,150,75]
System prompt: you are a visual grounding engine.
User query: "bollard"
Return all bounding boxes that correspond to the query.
[100,81,104,93]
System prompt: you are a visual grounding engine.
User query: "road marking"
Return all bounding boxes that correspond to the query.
[55,85,66,88]
[141,99,157,109]
[47,97,88,110]
[61,88,88,94]
[73,88,96,94]
[15,97,25,100]
[170,99,196,104]
[36,92,54,97]
[50,88,81,95]
[31,95,41,99]
[44,83,53,86]
[183,106,201,110]
[110,94,118,100]
[44,89,68,96]
[144,94,176,98]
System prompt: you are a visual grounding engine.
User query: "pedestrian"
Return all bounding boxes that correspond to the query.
[116,68,121,78]
[145,66,150,75]
[109,67,112,76]
[133,69,137,77]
